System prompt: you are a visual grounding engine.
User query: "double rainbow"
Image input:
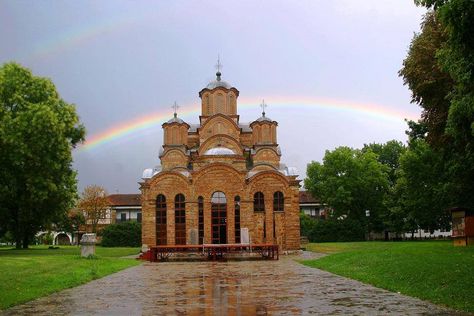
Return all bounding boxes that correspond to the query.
[78,96,419,152]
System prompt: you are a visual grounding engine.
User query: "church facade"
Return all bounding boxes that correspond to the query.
[140,70,300,251]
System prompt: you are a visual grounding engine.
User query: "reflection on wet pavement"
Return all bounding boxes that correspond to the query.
[2,252,468,315]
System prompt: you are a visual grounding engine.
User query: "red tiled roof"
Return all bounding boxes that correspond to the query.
[299,191,320,204]
[107,194,141,206]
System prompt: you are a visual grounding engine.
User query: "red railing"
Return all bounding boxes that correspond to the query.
[145,243,279,262]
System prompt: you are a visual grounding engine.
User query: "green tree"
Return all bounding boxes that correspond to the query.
[305,147,389,230]
[363,141,407,236]
[399,10,454,148]
[409,1,474,210]
[0,62,85,248]
[395,139,451,232]
[363,140,406,185]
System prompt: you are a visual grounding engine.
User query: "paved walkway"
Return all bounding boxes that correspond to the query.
[2,252,468,315]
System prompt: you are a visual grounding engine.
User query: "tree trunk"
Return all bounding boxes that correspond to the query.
[14,209,21,249]
[22,235,29,249]
[15,236,22,249]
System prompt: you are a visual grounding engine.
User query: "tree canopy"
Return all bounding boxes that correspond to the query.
[78,185,109,234]
[305,147,389,227]
[0,62,85,248]
[400,1,474,210]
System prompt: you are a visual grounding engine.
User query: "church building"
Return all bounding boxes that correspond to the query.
[140,68,301,251]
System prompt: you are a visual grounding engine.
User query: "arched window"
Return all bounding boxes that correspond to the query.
[234,196,241,243]
[156,194,167,245]
[175,194,186,245]
[211,191,227,244]
[198,196,204,245]
[254,192,265,212]
[273,191,284,212]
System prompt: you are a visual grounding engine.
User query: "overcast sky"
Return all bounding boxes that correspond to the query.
[1,1,426,193]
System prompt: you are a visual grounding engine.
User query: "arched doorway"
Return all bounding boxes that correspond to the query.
[54,233,71,245]
[211,191,227,244]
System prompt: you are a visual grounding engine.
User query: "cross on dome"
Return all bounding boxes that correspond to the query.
[171,101,179,117]
[215,55,222,81]
[260,99,268,117]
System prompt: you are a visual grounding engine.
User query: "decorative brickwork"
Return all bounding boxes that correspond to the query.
[140,71,301,251]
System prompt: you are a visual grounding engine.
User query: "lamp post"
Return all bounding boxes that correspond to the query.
[365,210,370,241]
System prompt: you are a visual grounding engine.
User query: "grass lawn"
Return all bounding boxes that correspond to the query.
[303,241,474,313]
[0,245,141,310]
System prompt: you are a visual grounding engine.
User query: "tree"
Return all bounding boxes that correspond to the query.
[363,140,406,186]
[403,1,474,211]
[305,147,389,230]
[363,141,407,236]
[0,62,85,248]
[78,185,109,234]
[399,10,454,148]
[395,139,451,232]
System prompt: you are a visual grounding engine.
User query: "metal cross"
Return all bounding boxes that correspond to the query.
[172,101,179,116]
[215,55,222,73]
[260,99,268,116]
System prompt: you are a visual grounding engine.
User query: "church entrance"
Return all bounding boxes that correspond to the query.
[211,192,227,244]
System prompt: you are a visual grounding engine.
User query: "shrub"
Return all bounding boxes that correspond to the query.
[101,222,141,247]
[301,215,366,242]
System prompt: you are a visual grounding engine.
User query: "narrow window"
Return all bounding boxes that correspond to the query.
[156,194,167,245]
[211,192,227,244]
[137,212,142,223]
[254,192,265,212]
[120,213,126,222]
[175,194,186,245]
[198,196,204,244]
[235,196,241,243]
[273,191,284,212]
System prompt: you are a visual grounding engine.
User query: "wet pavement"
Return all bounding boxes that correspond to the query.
[2,252,468,315]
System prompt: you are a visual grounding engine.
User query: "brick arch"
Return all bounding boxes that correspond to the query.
[250,163,279,172]
[254,147,281,157]
[247,170,290,187]
[194,162,244,180]
[198,134,243,156]
[200,113,240,133]
[148,171,191,187]
[193,163,245,195]
[161,148,187,158]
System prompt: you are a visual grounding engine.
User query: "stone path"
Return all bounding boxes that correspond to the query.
[2,252,469,315]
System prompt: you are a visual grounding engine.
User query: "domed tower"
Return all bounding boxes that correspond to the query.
[198,70,240,124]
[160,103,190,171]
[250,101,280,169]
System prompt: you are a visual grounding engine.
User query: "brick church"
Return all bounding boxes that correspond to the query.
[140,68,301,251]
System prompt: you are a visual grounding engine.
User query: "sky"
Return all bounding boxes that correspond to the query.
[0,1,426,193]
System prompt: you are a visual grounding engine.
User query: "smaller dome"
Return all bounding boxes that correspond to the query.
[256,115,273,122]
[204,147,236,155]
[166,114,185,124]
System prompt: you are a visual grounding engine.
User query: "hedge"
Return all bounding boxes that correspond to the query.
[301,213,366,242]
[101,222,141,247]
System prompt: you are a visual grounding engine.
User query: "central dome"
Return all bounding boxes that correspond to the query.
[205,71,231,90]
[204,147,236,155]
[206,80,231,90]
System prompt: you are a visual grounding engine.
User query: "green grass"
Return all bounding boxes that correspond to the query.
[303,241,474,313]
[0,245,141,310]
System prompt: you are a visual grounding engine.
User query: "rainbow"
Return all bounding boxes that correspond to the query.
[77,96,419,152]
[25,12,140,61]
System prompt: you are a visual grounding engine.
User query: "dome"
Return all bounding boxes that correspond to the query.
[255,114,273,122]
[206,80,232,90]
[205,71,232,90]
[166,114,185,124]
[204,147,236,155]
